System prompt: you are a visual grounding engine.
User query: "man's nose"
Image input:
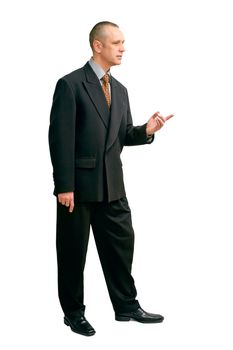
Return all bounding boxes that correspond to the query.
[120,44,125,52]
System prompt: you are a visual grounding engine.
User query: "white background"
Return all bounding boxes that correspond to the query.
[1,0,233,349]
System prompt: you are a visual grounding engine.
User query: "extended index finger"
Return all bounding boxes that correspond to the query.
[165,114,174,121]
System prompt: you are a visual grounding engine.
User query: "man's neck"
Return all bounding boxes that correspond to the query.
[91,56,111,73]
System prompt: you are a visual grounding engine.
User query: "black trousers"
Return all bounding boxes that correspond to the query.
[56,196,140,316]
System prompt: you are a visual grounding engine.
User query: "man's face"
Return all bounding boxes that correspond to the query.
[98,26,125,68]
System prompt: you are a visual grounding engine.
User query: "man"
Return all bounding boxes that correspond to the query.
[49,21,173,337]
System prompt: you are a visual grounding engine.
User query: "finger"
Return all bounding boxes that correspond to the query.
[165,114,174,121]
[152,111,160,119]
[69,200,74,213]
[60,196,66,203]
[157,115,165,124]
[155,117,162,128]
[155,117,164,129]
[62,198,69,206]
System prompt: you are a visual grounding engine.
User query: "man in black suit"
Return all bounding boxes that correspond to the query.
[49,21,173,336]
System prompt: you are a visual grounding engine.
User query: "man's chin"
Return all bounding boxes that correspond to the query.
[111,61,121,67]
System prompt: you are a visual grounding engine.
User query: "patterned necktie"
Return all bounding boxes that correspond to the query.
[102,74,111,108]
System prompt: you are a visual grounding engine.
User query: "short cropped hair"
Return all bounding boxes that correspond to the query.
[89,21,119,50]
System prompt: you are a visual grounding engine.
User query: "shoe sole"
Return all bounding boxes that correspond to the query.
[115,315,164,323]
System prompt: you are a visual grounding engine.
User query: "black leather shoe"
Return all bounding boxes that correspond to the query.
[115,307,164,323]
[64,315,96,336]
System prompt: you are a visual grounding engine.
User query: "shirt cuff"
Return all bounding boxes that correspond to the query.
[146,134,154,143]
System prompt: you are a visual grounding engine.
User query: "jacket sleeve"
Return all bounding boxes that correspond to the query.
[48,78,76,194]
[124,90,154,146]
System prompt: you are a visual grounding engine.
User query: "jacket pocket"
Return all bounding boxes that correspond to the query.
[75,157,96,169]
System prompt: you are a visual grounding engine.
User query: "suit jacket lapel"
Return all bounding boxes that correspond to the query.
[83,63,110,128]
[106,77,124,151]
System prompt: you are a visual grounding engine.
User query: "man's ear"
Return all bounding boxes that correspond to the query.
[93,39,103,54]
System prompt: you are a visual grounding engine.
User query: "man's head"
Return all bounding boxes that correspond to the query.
[89,21,125,71]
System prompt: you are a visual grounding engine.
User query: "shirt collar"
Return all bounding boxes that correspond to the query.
[88,58,110,81]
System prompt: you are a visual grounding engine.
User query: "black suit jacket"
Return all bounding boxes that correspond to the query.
[49,62,154,202]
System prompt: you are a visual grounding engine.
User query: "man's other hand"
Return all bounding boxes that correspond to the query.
[58,192,74,213]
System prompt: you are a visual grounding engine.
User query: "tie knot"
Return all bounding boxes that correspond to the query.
[102,74,110,84]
